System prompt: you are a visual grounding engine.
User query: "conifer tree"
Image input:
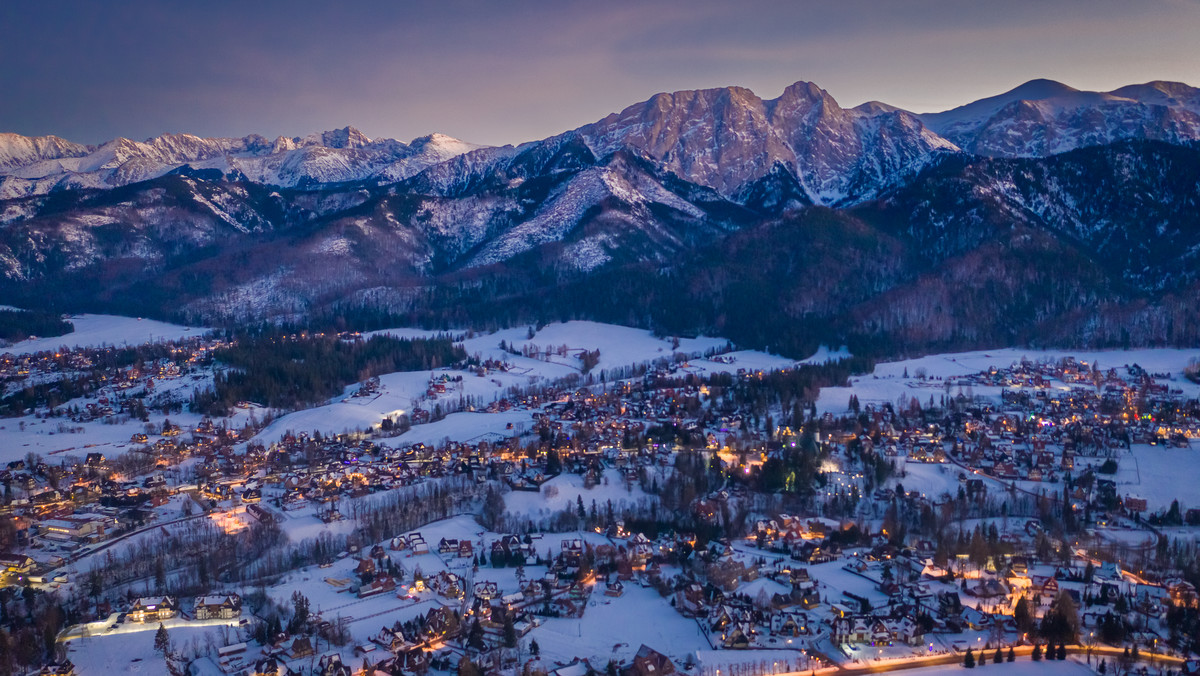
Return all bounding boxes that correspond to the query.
[154,623,170,655]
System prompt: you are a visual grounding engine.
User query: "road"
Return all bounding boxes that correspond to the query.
[777,643,1186,676]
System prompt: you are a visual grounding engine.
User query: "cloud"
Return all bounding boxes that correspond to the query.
[1,0,1197,144]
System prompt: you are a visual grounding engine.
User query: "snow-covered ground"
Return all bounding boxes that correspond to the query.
[1113,444,1200,511]
[817,347,1200,415]
[504,468,656,518]
[63,617,243,675]
[4,314,209,355]
[529,582,708,666]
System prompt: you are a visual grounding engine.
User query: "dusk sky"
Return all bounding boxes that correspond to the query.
[3,0,1199,147]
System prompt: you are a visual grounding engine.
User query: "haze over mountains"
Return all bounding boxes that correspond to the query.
[2,78,1199,357]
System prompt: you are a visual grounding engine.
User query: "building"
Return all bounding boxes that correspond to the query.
[627,644,676,676]
[194,594,241,620]
[129,596,177,623]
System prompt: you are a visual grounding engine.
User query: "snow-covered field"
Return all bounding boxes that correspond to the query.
[5,314,209,355]
[1113,444,1200,511]
[504,468,656,518]
[529,582,708,665]
[63,618,242,675]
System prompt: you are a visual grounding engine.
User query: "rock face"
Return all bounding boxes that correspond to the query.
[572,81,958,204]
[1,78,1199,354]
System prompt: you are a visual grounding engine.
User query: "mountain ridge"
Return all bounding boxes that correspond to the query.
[2,79,1199,358]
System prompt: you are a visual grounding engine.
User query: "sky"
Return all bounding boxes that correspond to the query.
[2,0,1199,147]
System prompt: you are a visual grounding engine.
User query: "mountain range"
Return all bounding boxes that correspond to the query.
[2,78,1199,357]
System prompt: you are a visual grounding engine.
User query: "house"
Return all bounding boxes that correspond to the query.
[372,626,409,652]
[1125,495,1148,512]
[394,645,429,673]
[317,653,353,676]
[628,644,676,676]
[194,594,241,620]
[561,538,584,567]
[1168,580,1199,608]
[407,533,429,554]
[37,663,75,676]
[870,620,892,646]
[0,554,34,576]
[606,580,625,597]
[674,584,705,617]
[358,575,397,598]
[832,617,870,644]
[552,658,594,676]
[1032,576,1059,598]
[128,596,177,623]
[251,655,289,676]
[423,605,459,639]
[474,581,499,601]
[889,617,925,646]
[290,636,315,659]
[771,611,809,636]
[722,624,752,649]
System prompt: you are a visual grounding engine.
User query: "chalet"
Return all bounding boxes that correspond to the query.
[424,605,459,639]
[770,611,809,636]
[628,644,677,676]
[372,626,409,652]
[38,662,76,676]
[438,537,460,555]
[358,575,397,598]
[1124,495,1148,513]
[831,617,870,644]
[317,653,352,676]
[394,645,429,673]
[888,617,925,645]
[407,533,429,554]
[194,593,241,620]
[0,554,34,575]
[552,658,594,676]
[290,636,315,659]
[1168,580,1199,608]
[251,655,291,676]
[561,538,584,567]
[721,624,752,649]
[674,583,705,617]
[1031,575,1059,597]
[474,581,499,601]
[129,596,177,623]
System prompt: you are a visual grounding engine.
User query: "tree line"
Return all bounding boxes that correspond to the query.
[191,332,465,414]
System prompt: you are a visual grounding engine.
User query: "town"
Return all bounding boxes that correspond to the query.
[1,318,1199,676]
